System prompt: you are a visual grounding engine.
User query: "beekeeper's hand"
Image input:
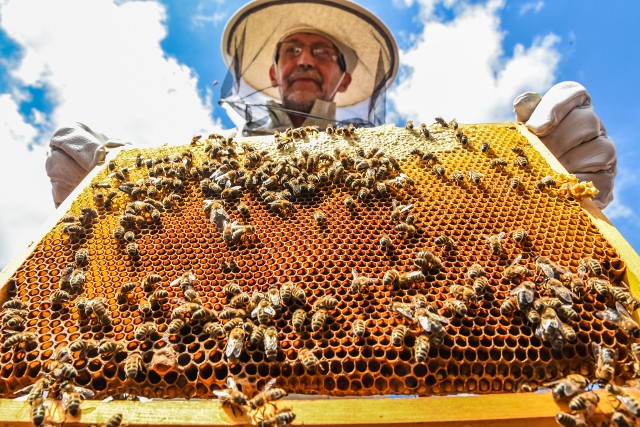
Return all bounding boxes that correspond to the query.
[513,81,616,209]
[46,122,128,207]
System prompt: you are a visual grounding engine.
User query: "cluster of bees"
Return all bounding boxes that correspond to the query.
[0,118,638,427]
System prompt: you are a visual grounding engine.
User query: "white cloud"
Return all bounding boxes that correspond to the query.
[0,94,55,268]
[0,0,223,268]
[389,0,560,124]
[519,1,544,16]
[604,167,639,220]
[0,0,221,146]
[192,11,227,28]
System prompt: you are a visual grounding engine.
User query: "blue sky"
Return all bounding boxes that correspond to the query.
[0,0,639,269]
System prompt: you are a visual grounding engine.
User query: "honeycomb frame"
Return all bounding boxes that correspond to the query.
[0,122,639,426]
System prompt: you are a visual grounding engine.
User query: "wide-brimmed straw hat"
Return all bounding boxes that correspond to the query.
[222,0,399,107]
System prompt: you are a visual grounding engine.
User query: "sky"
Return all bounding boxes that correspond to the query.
[0,0,639,270]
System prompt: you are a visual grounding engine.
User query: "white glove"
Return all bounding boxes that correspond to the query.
[46,122,127,207]
[513,81,616,209]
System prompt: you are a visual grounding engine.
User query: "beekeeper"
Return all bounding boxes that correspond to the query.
[46,0,616,208]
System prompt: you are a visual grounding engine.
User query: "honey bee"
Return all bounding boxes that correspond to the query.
[230,292,250,309]
[434,116,449,127]
[251,300,276,325]
[222,282,242,298]
[313,210,326,226]
[390,199,412,222]
[472,276,490,295]
[500,297,518,317]
[395,222,416,237]
[535,175,556,190]
[125,242,139,257]
[124,352,144,380]
[202,322,224,340]
[609,386,640,418]
[379,234,392,251]
[462,264,484,281]
[481,232,506,255]
[435,235,455,250]
[578,257,603,277]
[263,326,278,361]
[414,307,449,343]
[352,318,367,339]
[420,123,430,138]
[50,289,70,304]
[351,269,376,294]
[134,322,158,341]
[489,158,508,169]
[414,334,431,363]
[596,302,640,338]
[511,281,536,310]
[535,306,565,349]
[31,396,47,427]
[313,295,339,311]
[269,199,295,216]
[467,169,483,184]
[383,269,400,288]
[509,176,521,190]
[543,278,577,304]
[391,324,409,346]
[298,348,323,373]
[357,187,371,201]
[444,298,467,316]
[628,342,640,377]
[225,327,246,363]
[69,267,86,290]
[98,340,123,357]
[610,410,635,427]
[450,284,477,304]
[214,377,248,416]
[3,299,28,310]
[343,197,356,210]
[593,342,617,382]
[555,412,586,427]
[432,164,445,176]
[218,307,246,321]
[74,248,89,267]
[256,409,297,427]
[567,391,600,416]
[69,339,98,355]
[414,251,442,270]
[480,142,491,152]
[513,156,529,167]
[610,285,640,312]
[404,120,414,130]
[4,332,36,349]
[398,271,425,288]
[192,306,216,322]
[287,309,306,333]
[534,255,566,280]
[139,298,152,316]
[311,309,328,332]
[565,273,588,298]
[544,374,589,400]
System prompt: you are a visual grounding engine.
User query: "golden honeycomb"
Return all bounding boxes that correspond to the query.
[0,122,633,403]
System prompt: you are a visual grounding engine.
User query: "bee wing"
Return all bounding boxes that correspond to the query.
[74,386,95,399]
[596,308,621,324]
[261,378,277,393]
[480,234,490,242]
[250,306,260,319]
[417,315,433,333]
[616,395,640,416]
[428,311,450,326]
[264,305,276,316]
[268,291,281,307]
[213,390,231,399]
[509,254,523,267]
[592,342,602,360]
[537,263,556,280]
[226,376,239,391]
[225,336,244,359]
[399,204,413,214]
[395,305,414,321]
[392,199,399,208]
[352,269,359,280]
[551,286,577,304]
[616,301,635,320]
[497,232,506,241]
[12,383,35,397]
[263,332,278,351]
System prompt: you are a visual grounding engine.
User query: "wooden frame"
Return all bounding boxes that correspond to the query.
[0,122,638,426]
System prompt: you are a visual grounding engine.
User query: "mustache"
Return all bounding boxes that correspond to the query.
[287,69,323,85]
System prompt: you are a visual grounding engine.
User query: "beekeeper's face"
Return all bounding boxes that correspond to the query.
[270,32,351,113]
